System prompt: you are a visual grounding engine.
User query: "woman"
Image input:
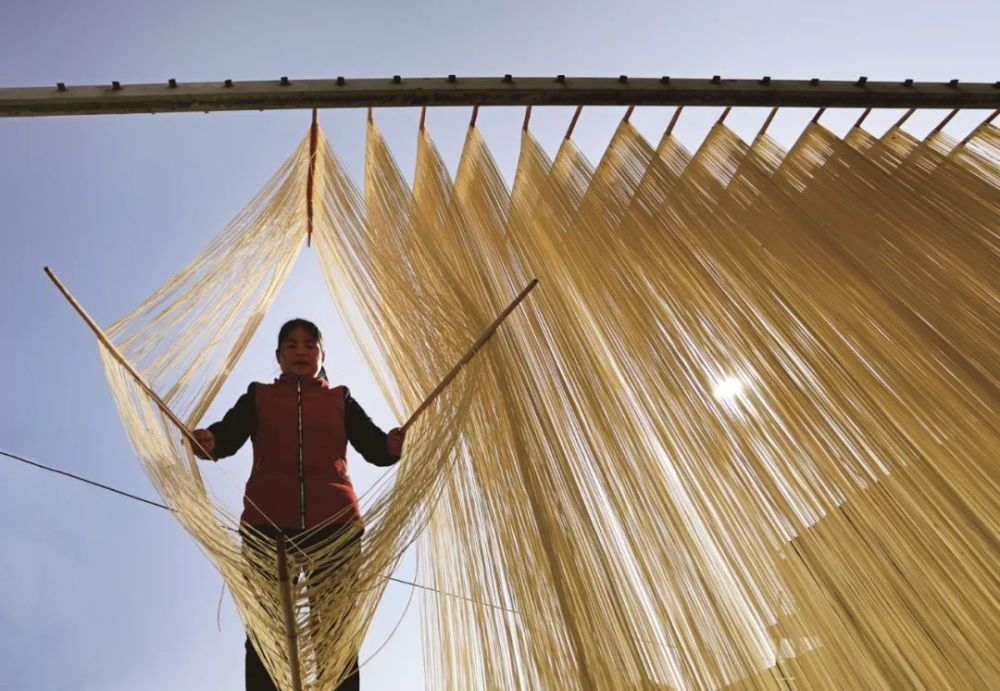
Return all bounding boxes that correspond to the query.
[193,318,404,691]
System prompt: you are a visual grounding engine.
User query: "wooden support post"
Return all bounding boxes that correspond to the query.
[932,107,960,133]
[959,108,998,146]
[43,267,213,478]
[306,108,319,247]
[276,535,304,691]
[754,107,779,142]
[893,107,916,129]
[564,105,583,140]
[402,279,538,432]
[665,106,683,136]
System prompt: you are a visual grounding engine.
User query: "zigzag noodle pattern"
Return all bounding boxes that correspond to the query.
[99,114,998,690]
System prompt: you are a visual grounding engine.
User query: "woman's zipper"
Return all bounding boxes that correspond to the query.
[297,377,306,529]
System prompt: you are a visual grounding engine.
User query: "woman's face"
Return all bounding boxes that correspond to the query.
[276,326,324,378]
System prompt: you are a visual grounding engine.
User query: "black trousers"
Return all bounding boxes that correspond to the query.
[242,523,363,691]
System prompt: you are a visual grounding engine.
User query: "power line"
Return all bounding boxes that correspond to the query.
[1,448,171,511]
[1,447,517,614]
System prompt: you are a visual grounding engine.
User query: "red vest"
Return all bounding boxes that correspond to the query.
[242,374,361,528]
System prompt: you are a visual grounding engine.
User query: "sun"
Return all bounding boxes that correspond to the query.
[713,376,744,401]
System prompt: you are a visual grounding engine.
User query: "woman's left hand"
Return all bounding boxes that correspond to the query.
[387,427,405,457]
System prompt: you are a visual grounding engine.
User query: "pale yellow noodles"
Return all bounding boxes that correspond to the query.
[95,112,998,690]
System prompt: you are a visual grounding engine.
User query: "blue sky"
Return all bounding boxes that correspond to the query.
[0,1,996,689]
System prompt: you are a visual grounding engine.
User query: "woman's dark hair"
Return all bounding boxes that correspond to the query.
[276,318,327,380]
[277,318,323,347]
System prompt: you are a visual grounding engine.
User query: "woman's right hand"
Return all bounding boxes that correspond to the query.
[191,428,216,460]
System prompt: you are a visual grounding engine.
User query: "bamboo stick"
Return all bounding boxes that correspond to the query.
[306,108,319,247]
[402,278,539,432]
[276,535,304,691]
[565,105,583,140]
[754,106,779,142]
[43,267,215,465]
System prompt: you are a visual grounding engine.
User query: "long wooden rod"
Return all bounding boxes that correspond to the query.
[564,105,583,139]
[306,108,319,247]
[402,278,538,432]
[43,267,215,464]
[47,261,533,463]
[3,76,998,117]
[276,536,304,691]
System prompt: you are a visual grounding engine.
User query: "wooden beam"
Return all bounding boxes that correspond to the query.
[2,76,998,117]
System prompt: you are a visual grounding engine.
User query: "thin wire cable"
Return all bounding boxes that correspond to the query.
[1,448,171,511]
[0,445,517,612]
